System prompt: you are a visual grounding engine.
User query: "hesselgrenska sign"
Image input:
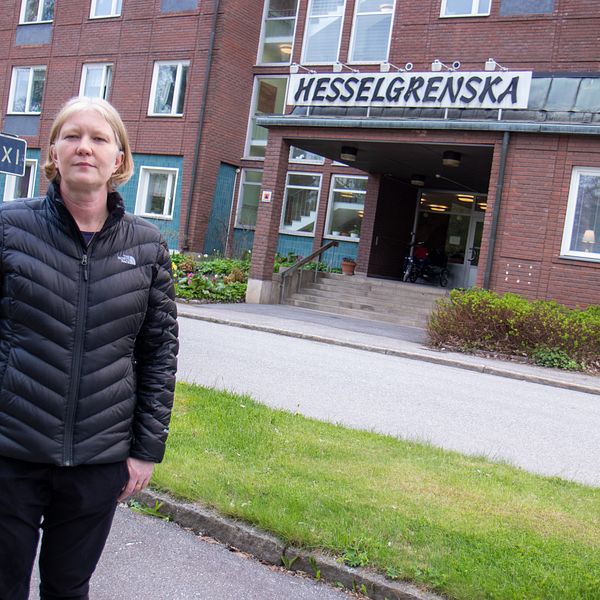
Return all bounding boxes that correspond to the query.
[288,71,533,110]
[0,133,27,177]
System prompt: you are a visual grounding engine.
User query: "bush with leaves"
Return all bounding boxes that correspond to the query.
[427,288,600,372]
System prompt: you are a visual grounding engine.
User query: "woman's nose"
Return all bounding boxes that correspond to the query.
[76,136,93,154]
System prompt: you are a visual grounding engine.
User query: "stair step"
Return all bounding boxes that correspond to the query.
[292,291,435,314]
[287,299,429,327]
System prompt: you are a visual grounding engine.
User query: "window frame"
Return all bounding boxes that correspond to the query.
[257,0,299,66]
[348,0,396,64]
[560,166,600,263]
[147,60,190,117]
[440,0,491,18]
[235,168,264,229]
[79,63,113,100]
[8,66,46,115]
[324,173,368,240]
[244,75,289,160]
[90,0,122,19]
[134,166,178,220]
[301,0,347,65]
[19,0,54,24]
[280,171,323,236]
[3,159,37,202]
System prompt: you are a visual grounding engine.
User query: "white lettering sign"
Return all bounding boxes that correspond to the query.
[288,71,532,110]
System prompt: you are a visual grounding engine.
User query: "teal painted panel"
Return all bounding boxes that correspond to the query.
[231,228,254,258]
[204,163,237,255]
[118,154,183,250]
[276,234,314,259]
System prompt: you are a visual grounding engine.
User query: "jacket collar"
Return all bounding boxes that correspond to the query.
[47,181,126,220]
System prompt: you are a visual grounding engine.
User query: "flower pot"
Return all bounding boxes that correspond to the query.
[341,260,356,275]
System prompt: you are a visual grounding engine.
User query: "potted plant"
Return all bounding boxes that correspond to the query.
[349,224,360,238]
[341,257,357,275]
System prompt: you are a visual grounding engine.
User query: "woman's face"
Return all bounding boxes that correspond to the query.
[51,108,123,195]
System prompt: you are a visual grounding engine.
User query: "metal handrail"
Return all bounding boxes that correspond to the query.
[279,240,339,303]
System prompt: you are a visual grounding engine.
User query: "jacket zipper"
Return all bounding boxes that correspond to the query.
[63,251,91,466]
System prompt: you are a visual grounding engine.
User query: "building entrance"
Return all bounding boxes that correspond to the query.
[412,190,487,289]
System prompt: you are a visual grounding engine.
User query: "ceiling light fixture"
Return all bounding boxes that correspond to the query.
[340,145,358,162]
[456,194,474,203]
[442,151,461,168]
[410,174,425,187]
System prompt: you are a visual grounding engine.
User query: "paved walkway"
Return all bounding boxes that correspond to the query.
[176,302,599,396]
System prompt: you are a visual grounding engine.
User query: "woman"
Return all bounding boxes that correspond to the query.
[0,97,178,600]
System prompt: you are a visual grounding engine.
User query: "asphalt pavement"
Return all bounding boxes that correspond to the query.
[175,301,600,396]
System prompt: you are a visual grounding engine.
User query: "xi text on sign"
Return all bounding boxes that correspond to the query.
[0,133,27,177]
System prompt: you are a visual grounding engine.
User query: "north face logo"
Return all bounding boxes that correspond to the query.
[117,254,136,266]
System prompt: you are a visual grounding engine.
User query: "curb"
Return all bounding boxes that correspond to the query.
[135,489,444,600]
[177,309,599,397]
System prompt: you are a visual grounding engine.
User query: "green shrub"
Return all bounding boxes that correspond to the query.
[427,288,600,372]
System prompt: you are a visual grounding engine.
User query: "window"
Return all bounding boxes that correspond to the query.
[80,64,113,100]
[441,0,491,17]
[326,175,367,238]
[349,0,395,63]
[3,160,37,202]
[289,146,324,164]
[90,0,122,18]
[20,0,54,23]
[259,0,298,64]
[281,173,322,234]
[560,167,600,261]
[8,66,46,114]
[135,167,178,219]
[236,169,263,228]
[245,77,287,158]
[302,0,346,64]
[148,61,189,116]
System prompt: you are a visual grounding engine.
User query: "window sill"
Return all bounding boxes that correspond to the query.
[89,14,122,19]
[559,253,600,264]
[19,20,53,25]
[136,213,174,221]
[439,13,491,18]
[7,111,41,116]
[279,230,314,237]
[147,113,185,118]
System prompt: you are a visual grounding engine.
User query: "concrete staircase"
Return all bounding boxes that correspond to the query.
[285,272,449,328]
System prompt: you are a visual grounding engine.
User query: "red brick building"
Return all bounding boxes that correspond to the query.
[1,1,599,308]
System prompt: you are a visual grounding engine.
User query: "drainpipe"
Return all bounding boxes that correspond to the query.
[182,0,220,251]
[483,131,510,289]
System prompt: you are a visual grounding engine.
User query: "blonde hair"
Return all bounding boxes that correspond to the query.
[44,97,134,190]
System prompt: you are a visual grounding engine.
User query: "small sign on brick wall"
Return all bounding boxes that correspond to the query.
[261,190,272,203]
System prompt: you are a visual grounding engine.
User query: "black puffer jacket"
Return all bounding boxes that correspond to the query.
[0,183,178,466]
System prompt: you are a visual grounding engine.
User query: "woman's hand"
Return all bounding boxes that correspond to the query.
[117,457,155,502]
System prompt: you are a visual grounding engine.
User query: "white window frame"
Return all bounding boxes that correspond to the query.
[8,66,46,115]
[348,0,396,64]
[244,75,289,159]
[324,174,368,240]
[148,61,190,117]
[289,146,325,165]
[3,159,37,202]
[560,167,600,263]
[235,169,264,229]
[258,0,299,65]
[301,0,347,65]
[280,171,323,236]
[134,167,178,220]
[440,0,491,18]
[90,0,122,19]
[79,63,113,100]
[19,0,54,24]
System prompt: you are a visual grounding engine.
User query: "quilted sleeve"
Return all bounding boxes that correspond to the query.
[131,238,179,462]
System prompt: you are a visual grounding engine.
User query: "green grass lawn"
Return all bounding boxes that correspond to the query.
[153,383,600,600]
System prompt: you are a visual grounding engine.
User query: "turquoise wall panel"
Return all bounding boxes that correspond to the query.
[204,163,237,255]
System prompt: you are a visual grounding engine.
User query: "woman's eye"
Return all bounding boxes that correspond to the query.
[64,134,78,140]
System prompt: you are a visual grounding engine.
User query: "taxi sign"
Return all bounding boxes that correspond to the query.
[0,133,27,177]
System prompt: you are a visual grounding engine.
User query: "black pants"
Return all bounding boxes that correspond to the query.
[0,456,128,600]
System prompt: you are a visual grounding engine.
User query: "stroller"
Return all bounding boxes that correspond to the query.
[403,244,449,287]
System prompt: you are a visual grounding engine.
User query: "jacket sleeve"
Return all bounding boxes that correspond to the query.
[131,238,179,462]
